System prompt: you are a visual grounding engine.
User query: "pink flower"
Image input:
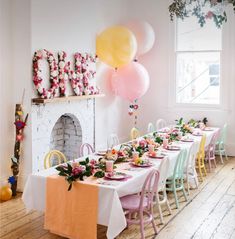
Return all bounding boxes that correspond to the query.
[90,159,97,165]
[72,165,86,176]
[206,11,214,19]
[139,140,147,148]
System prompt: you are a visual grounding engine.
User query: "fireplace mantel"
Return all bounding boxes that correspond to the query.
[32,94,105,105]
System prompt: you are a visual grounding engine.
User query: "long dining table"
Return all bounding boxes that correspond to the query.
[22,127,219,239]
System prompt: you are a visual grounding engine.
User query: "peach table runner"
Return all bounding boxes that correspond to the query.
[44,175,99,239]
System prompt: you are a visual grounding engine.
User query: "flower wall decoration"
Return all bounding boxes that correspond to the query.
[33,50,99,99]
[169,0,235,28]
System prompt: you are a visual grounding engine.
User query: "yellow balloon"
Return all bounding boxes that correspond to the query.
[0,186,12,201]
[96,26,137,68]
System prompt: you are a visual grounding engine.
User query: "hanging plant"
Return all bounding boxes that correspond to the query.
[169,0,235,28]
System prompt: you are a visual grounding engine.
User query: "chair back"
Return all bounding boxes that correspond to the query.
[208,130,220,155]
[107,134,119,148]
[79,143,94,157]
[147,122,155,134]
[220,123,227,144]
[173,149,187,180]
[197,134,206,166]
[158,157,170,190]
[187,142,198,169]
[140,170,160,209]
[130,127,140,140]
[156,119,167,131]
[44,150,67,169]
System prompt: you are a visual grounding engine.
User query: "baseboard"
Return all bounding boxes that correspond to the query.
[226,143,235,156]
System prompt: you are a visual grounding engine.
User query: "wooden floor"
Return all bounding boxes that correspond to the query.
[1,157,235,239]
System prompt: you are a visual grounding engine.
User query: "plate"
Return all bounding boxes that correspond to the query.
[147,153,164,159]
[96,150,107,156]
[192,133,203,136]
[166,145,181,151]
[181,139,194,142]
[131,162,153,167]
[203,127,214,131]
[105,172,127,180]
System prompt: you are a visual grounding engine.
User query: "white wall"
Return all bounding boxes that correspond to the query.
[0,0,234,187]
[0,0,14,184]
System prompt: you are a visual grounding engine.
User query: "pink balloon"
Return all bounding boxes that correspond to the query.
[125,21,155,56]
[111,62,150,102]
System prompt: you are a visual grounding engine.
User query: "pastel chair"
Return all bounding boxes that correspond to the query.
[185,143,199,195]
[205,131,219,172]
[215,124,228,164]
[154,157,172,224]
[107,133,120,149]
[166,149,188,209]
[130,127,140,140]
[79,143,94,157]
[147,122,155,134]
[120,170,159,239]
[44,150,67,169]
[196,135,207,181]
[156,119,167,131]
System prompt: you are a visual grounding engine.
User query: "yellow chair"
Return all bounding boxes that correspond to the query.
[130,127,140,140]
[196,135,207,181]
[44,150,67,169]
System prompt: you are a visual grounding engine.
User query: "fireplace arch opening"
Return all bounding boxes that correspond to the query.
[50,113,82,162]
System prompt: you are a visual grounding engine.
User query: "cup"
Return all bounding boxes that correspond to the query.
[132,151,139,161]
[105,160,114,172]
[148,144,154,154]
[163,138,168,148]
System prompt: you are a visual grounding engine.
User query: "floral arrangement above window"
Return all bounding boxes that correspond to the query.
[169,0,235,28]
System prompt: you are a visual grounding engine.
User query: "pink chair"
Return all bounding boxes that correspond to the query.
[205,131,219,172]
[79,143,94,157]
[120,170,159,239]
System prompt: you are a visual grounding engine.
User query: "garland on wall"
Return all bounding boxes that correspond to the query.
[8,103,28,196]
[33,49,99,99]
[169,0,235,28]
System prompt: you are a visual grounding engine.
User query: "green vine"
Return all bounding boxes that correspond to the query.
[169,0,235,28]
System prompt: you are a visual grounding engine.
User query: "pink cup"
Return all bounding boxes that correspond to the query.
[148,144,154,154]
[132,151,139,161]
[163,138,168,148]
[106,160,114,172]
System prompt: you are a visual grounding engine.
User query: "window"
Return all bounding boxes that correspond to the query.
[175,17,222,105]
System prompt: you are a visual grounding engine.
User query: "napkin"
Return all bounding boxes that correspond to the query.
[44,175,98,239]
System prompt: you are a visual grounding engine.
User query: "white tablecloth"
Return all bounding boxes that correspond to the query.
[22,128,218,239]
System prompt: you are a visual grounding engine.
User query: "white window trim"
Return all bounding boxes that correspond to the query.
[167,19,229,112]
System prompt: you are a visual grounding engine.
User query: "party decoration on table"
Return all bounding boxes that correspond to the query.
[125,20,155,56]
[56,158,96,191]
[0,185,12,201]
[175,117,193,135]
[168,0,235,28]
[33,49,99,99]
[96,25,137,68]
[10,100,28,196]
[111,61,150,102]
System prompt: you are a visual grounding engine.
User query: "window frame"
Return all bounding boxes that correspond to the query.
[169,19,224,110]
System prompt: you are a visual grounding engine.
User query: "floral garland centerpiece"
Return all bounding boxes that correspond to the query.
[175,117,194,135]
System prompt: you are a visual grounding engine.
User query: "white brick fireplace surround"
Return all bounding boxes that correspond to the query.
[31,99,94,172]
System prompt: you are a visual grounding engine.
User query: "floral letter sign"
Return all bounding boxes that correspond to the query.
[33,49,99,99]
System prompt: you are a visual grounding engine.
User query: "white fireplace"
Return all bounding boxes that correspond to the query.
[31,99,95,172]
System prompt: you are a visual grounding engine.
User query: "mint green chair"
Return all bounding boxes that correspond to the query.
[166,149,188,209]
[215,124,228,164]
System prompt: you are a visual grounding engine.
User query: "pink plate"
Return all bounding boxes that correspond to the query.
[131,162,153,167]
[203,128,214,131]
[104,172,127,180]
[166,145,181,151]
[181,139,194,142]
[147,153,164,159]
